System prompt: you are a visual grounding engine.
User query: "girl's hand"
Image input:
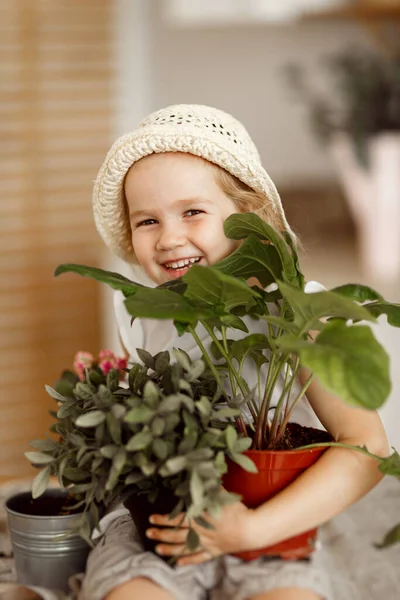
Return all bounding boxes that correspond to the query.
[146,501,255,566]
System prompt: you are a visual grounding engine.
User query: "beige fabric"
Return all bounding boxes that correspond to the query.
[93,104,293,262]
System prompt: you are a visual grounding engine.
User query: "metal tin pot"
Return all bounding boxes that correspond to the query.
[5,489,89,592]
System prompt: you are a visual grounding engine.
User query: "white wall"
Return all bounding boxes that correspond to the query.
[151,7,371,186]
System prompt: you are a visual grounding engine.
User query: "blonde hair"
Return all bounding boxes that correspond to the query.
[211,163,291,237]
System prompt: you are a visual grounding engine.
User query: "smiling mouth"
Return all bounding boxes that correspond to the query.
[162,257,201,271]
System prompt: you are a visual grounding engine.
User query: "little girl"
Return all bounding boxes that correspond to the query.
[79,105,388,600]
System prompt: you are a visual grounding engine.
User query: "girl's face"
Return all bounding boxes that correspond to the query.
[125,153,239,285]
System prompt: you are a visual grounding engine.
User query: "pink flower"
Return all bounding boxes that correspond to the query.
[73,351,95,381]
[116,357,128,372]
[98,349,117,376]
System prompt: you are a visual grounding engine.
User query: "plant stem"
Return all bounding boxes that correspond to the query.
[275,371,314,445]
[295,441,384,463]
[256,352,289,448]
[221,326,237,397]
[203,323,249,397]
[269,360,293,443]
[188,324,226,398]
[202,323,258,424]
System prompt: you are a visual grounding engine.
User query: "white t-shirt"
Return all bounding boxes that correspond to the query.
[114,290,320,428]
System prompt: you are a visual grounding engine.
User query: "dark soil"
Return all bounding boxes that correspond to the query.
[267,423,333,450]
[6,490,82,516]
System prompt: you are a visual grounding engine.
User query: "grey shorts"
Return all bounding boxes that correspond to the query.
[76,511,333,600]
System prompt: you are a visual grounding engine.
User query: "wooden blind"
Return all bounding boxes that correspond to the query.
[0,0,113,477]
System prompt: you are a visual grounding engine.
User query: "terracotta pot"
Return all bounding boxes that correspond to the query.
[223,444,327,560]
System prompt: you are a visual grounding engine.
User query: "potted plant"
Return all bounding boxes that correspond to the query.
[53,211,400,559]
[4,488,90,592]
[285,47,400,280]
[25,347,253,559]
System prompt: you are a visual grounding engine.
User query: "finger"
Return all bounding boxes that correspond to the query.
[177,551,215,566]
[155,543,187,557]
[150,513,189,527]
[146,527,188,544]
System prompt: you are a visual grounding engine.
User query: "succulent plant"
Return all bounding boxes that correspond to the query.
[26,349,255,550]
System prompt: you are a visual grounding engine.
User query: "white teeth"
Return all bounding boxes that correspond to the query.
[164,257,200,269]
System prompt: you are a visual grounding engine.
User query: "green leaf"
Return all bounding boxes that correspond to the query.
[225,426,238,453]
[331,283,383,303]
[278,281,375,329]
[126,430,153,451]
[55,263,142,296]
[136,349,156,370]
[234,436,253,453]
[152,438,169,460]
[230,334,270,364]
[31,467,51,498]
[75,411,106,428]
[366,302,400,327]
[154,351,170,373]
[214,235,282,289]
[215,451,228,474]
[378,450,400,478]
[100,444,118,459]
[74,382,94,400]
[63,468,90,483]
[186,359,206,382]
[173,348,192,371]
[178,432,198,454]
[125,288,211,322]
[57,400,77,419]
[143,380,160,408]
[141,463,156,476]
[183,264,261,312]
[106,369,120,392]
[164,413,181,433]
[45,385,67,403]
[158,394,184,413]
[125,406,156,424]
[125,471,146,485]
[24,452,54,465]
[190,471,204,507]
[375,523,400,549]
[223,213,298,285]
[29,439,59,452]
[212,407,240,420]
[278,321,390,409]
[186,527,200,552]
[151,416,166,436]
[219,314,249,332]
[195,396,212,417]
[106,448,127,491]
[106,412,122,445]
[230,452,258,473]
[163,456,187,474]
[169,498,185,520]
[97,385,114,408]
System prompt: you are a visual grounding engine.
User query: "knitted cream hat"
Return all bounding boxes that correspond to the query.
[93,104,292,262]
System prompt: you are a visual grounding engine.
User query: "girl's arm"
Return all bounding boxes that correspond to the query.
[244,367,390,549]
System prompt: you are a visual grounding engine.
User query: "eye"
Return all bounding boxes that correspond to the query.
[136,218,157,227]
[185,209,204,217]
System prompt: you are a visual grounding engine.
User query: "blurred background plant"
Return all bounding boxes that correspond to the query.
[285,46,400,167]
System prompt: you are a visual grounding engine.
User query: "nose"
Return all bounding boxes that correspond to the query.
[156,222,186,251]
